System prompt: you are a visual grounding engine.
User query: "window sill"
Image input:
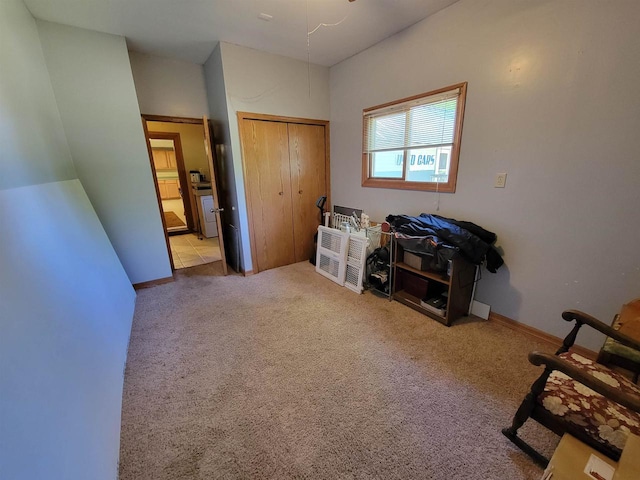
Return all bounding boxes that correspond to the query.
[362,177,456,193]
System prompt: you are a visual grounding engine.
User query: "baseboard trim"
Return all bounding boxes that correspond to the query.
[488,311,597,360]
[133,275,174,290]
[243,269,255,276]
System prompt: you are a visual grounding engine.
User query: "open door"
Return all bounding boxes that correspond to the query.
[142,118,175,271]
[203,116,228,275]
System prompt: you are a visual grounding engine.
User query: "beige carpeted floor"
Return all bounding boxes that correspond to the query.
[119,261,559,479]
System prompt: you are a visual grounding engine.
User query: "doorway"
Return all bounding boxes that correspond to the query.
[148,132,192,235]
[142,115,228,274]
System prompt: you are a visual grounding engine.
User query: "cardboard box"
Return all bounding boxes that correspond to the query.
[618,299,640,341]
[403,251,430,271]
[544,433,640,480]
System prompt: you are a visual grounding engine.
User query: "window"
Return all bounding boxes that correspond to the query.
[362,82,467,193]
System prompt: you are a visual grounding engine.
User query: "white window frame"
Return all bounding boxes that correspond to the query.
[361,82,467,193]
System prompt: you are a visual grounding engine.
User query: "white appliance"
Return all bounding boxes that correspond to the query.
[197,195,218,238]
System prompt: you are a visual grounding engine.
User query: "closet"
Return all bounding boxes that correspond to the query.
[239,113,329,273]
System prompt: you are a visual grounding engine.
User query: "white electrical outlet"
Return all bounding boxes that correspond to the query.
[494,173,507,188]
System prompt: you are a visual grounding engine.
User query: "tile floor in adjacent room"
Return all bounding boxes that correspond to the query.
[169,233,221,269]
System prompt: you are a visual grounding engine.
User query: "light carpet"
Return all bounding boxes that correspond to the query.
[119,261,559,479]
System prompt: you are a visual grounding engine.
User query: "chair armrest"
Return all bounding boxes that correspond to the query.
[562,309,640,352]
[529,351,640,413]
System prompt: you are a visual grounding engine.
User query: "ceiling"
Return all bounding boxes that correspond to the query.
[24,0,459,67]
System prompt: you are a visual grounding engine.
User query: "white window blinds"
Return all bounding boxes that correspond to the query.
[363,88,461,154]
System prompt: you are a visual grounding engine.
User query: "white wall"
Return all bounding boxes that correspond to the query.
[221,42,330,121]
[0,181,136,480]
[0,2,135,479]
[37,21,172,284]
[330,0,640,350]
[129,51,210,118]
[0,0,75,189]
[209,42,330,272]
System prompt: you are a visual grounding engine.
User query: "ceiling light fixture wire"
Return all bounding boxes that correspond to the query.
[305,0,350,97]
[308,16,348,36]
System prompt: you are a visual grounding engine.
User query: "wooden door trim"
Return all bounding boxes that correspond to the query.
[141,118,176,272]
[237,111,328,128]
[143,115,229,273]
[237,112,331,274]
[142,114,203,125]
[148,131,194,232]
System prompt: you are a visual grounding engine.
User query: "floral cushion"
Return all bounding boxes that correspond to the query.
[538,352,640,454]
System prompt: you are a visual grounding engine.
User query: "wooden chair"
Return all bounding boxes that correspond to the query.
[502,309,640,467]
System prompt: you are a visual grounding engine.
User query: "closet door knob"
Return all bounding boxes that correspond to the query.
[278,191,283,196]
[298,190,303,194]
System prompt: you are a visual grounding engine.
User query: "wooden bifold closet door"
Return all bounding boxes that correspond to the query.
[240,116,328,273]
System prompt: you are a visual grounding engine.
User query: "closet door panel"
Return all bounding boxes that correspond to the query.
[241,119,295,271]
[288,123,327,263]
